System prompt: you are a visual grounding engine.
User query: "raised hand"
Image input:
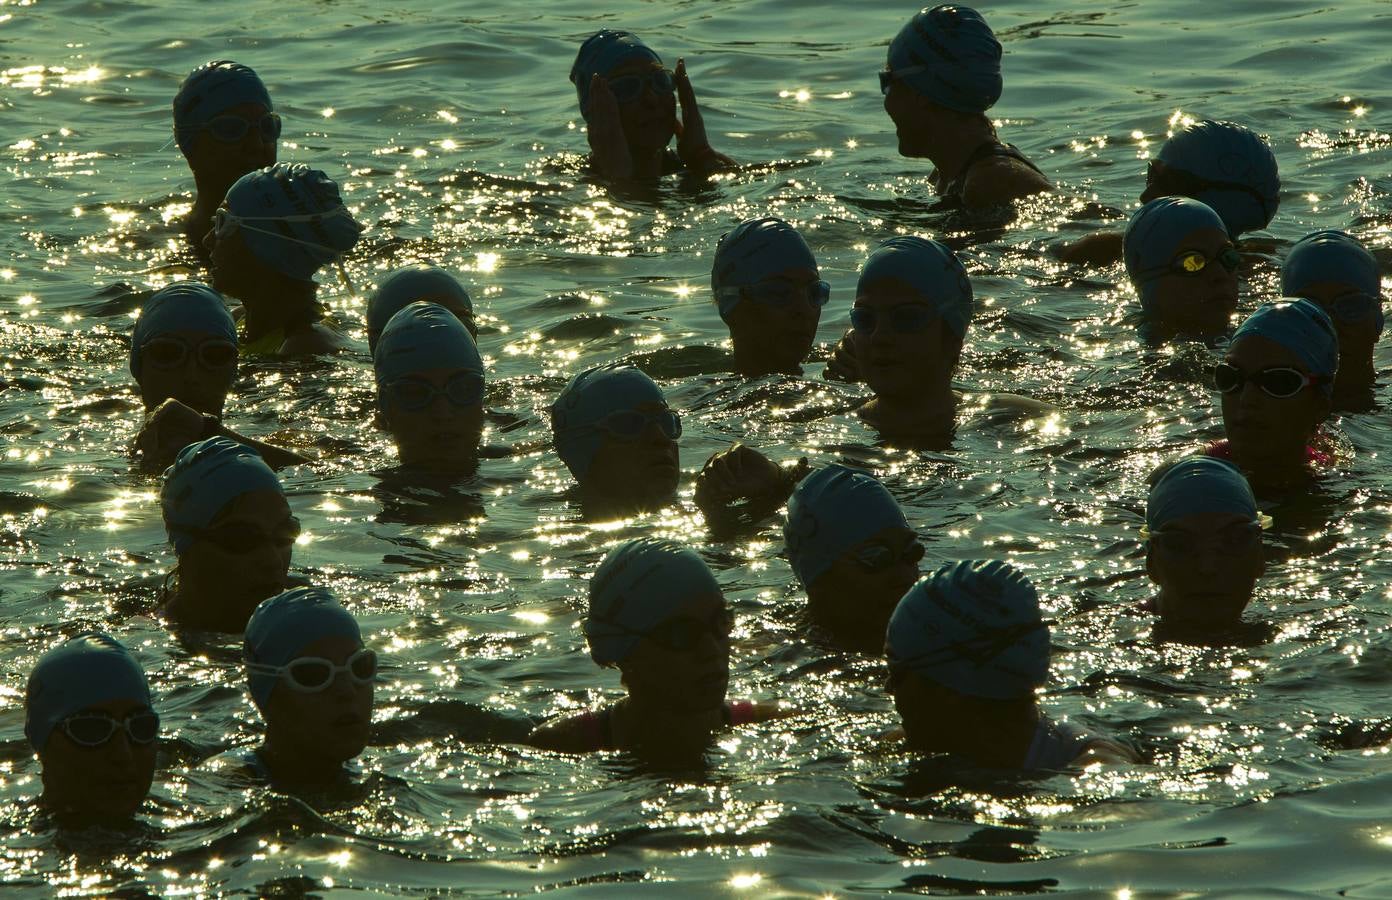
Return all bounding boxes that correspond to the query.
[586,73,634,180]
[674,58,736,175]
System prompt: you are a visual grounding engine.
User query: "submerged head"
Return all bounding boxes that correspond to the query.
[550,366,681,514]
[1141,120,1280,237]
[244,587,373,777]
[712,217,826,377]
[130,281,238,416]
[374,301,486,472]
[1145,457,1265,630]
[785,465,919,648]
[26,632,158,822]
[584,538,730,713]
[173,60,278,189]
[161,437,295,632]
[1123,197,1238,335]
[570,30,676,158]
[366,264,475,352]
[852,236,973,401]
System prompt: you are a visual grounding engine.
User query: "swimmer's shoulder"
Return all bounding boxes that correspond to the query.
[1070,736,1142,766]
[961,153,1052,209]
[1056,229,1125,266]
[962,390,1057,422]
[278,322,353,357]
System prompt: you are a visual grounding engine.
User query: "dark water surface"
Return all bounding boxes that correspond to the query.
[3,0,1392,895]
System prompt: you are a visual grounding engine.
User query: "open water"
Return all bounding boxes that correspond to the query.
[2,0,1392,895]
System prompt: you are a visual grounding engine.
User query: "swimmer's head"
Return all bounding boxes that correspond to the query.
[130,281,238,415]
[886,559,1049,700]
[1230,299,1339,393]
[570,30,663,119]
[161,437,286,555]
[1146,456,1259,532]
[857,236,973,338]
[172,60,273,156]
[885,5,1002,114]
[219,163,363,284]
[1282,230,1384,340]
[712,217,824,375]
[1142,120,1280,237]
[244,586,364,709]
[26,632,157,821]
[785,465,910,588]
[366,264,475,352]
[1123,197,1238,334]
[374,301,484,395]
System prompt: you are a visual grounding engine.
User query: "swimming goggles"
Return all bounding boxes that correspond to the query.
[850,303,939,335]
[607,69,676,104]
[853,539,925,574]
[247,648,378,693]
[1141,521,1264,556]
[140,335,237,371]
[1213,363,1326,399]
[720,280,831,310]
[878,64,927,95]
[1312,291,1382,325]
[1138,246,1240,282]
[60,709,160,748]
[212,206,355,245]
[1143,161,1273,224]
[591,607,734,654]
[185,516,301,554]
[387,372,486,411]
[579,408,682,441]
[888,619,1049,673]
[203,112,282,144]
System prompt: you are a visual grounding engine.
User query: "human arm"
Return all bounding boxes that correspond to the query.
[673,58,735,176]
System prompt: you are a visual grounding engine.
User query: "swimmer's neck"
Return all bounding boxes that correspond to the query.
[238,278,320,342]
[580,486,677,521]
[860,386,958,435]
[923,704,1040,768]
[612,696,725,757]
[1230,448,1314,493]
[732,342,803,379]
[256,740,350,787]
[920,118,999,185]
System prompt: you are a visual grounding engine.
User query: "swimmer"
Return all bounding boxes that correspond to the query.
[570,30,734,181]
[528,539,784,761]
[173,61,278,260]
[1208,299,1338,493]
[1142,457,1267,636]
[1063,120,1280,265]
[1123,197,1239,338]
[828,236,1050,442]
[160,437,297,632]
[374,301,485,473]
[880,5,1050,211]
[784,465,922,654]
[25,632,159,824]
[240,587,375,786]
[886,560,1138,769]
[1282,230,1383,406]
[712,217,828,378]
[552,364,806,523]
[129,281,309,471]
[366,263,476,353]
[205,163,363,356]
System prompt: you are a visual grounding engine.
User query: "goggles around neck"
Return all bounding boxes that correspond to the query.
[1213,363,1327,399]
[141,335,237,371]
[61,709,160,748]
[387,372,486,412]
[247,647,378,693]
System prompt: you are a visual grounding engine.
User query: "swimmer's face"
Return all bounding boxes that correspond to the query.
[608,60,677,157]
[1146,510,1263,630]
[882,81,930,158]
[39,697,157,822]
[582,401,681,514]
[204,205,268,301]
[808,526,921,648]
[183,101,277,188]
[724,265,823,375]
[619,590,731,715]
[1289,279,1380,380]
[852,277,959,401]
[262,635,373,772]
[175,490,295,632]
[380,366,486,473]
[136,327,237,417]
[1141,227,1239,335]
[889,668,952,752]
[1219,334,1331,470]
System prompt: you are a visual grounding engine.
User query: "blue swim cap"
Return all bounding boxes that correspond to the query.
[374,300,483,387]
[710,217,819,321]
[550,366,668,480]
[1231,299,1339,390]
[130,281,237,378]
[570,30,663,118]
[1123,197,1229,312]
[172,60,273,155]
[887,5,1002,114]
[886,559,1049,700]
[784,465,910,589]
[367,264,473,347]
[1153,120,1280,236]
[1146,457,1258,531]
[25,632,153,752]
[1283,230,1384,336]
[224,163,363,283]
[161,437,285,555]
[244,586,362,709]
[858,236,974,338]
[584,538,721,666]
